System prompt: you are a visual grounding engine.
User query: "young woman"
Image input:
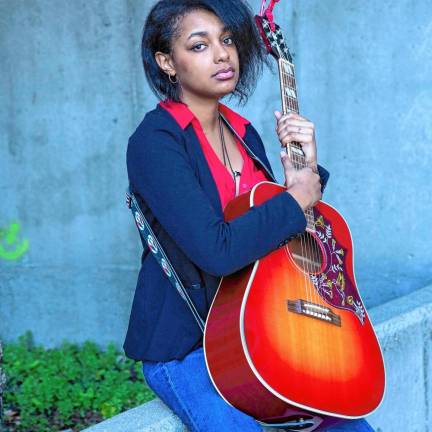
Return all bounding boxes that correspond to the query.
[124,1,375,431]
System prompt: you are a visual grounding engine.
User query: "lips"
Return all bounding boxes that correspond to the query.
[213,67,235,80]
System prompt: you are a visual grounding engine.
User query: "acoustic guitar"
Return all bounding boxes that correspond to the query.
[204,2,385,430]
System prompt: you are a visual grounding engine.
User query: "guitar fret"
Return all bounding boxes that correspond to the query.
[284,86,296,98]
[290,144,303,156]
[282,62,295,76]
[292,155,305,165]
[282,72,296,89]
[279,58,299,115]
[305,208,316,231]
[287,98,299,113]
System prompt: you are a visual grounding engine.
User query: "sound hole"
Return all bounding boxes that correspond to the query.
[288,231,323,273]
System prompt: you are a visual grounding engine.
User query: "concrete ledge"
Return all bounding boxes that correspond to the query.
[366,284,432,432]
[83,284,432,432]
[82,399,187,432]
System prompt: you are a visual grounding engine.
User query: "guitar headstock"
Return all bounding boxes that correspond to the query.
[255,15,293,63]
[256,2,302,153]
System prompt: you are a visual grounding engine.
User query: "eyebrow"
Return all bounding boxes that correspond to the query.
[187,27,230,40]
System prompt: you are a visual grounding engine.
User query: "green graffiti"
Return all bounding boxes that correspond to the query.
[0,222,29,261]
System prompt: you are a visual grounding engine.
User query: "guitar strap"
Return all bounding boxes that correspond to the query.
[126,189,205,333]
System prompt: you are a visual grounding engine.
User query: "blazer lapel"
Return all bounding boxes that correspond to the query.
[184,126,224,216]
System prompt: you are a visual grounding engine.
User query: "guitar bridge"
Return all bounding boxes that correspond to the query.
[287,299,341,327]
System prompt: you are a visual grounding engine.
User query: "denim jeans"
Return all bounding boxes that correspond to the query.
[142,347,375,432]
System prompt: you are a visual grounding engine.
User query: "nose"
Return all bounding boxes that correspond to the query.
[214,42,230,63]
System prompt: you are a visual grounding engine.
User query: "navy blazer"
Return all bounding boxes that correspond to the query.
[124,104,329,361]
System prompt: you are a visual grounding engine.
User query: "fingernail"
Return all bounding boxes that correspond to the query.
[280,150,287,157]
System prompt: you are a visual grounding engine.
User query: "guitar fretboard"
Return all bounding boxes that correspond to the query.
[278,58,315,231]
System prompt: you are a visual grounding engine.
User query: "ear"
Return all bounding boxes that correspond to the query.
[155,51,176,78]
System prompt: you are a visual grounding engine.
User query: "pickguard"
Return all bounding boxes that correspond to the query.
[309,212,366,325]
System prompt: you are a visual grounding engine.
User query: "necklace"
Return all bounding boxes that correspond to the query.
[218,115,241,197]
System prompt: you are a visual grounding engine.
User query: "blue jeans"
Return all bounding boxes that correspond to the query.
[142,347,374,432]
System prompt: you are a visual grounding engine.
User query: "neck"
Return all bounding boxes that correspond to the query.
[279,57,316,230]
[278,57,305,170]
[180,94,220,132]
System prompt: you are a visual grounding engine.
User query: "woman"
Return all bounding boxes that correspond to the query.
[124,1,375,431]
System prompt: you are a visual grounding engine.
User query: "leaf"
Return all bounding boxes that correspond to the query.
[29,360,41,369]
[3,331,154,431]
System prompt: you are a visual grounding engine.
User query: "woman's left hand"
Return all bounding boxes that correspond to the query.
[274,111,318,172]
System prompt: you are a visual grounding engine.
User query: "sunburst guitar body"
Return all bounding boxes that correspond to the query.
[204,183,385,430]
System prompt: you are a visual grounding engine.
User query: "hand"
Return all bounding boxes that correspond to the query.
[280,150,322,211]
[275,111,318,172]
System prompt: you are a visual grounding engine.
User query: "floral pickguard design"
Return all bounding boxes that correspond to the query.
[309,214,366,325]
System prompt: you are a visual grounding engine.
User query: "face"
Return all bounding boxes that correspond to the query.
[156,9,240,102]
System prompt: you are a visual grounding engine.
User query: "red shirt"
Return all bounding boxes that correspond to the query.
[160,100,269,210]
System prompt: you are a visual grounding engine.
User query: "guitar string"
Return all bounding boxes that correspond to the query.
[284,63,317,306]
[284,58,325,308]
[285,62,314,305]
[279,43,324,312]
[294,148,312,305]
[298,151,315,306]
[282,61,311,304]
[280,61,305,302]
[280,61,304,308]
[286,63,311,304]
[288,64,313,305]
[290,65,321,306]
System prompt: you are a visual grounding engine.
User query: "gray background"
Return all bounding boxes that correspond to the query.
[1,0,431,347]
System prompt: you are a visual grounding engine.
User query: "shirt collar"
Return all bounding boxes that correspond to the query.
[159,99,250,138]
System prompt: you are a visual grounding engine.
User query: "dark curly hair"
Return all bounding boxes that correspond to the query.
[141,0,268,104]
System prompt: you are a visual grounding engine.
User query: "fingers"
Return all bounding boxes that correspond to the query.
[274,111,306,120]
[283,112,306,121]
[275,111,315,146]
[280,150,294,169]
[275,112,312,128]
[276,111,318,181]
[280,150,297,188]
[277,120,314,137]
[279,129,315,147]
[279,122,314,133]
[286,173,322,210]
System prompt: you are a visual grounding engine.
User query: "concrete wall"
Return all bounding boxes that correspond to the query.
[1,0,431,346]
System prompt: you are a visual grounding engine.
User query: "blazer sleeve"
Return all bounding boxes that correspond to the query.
[127,126,307,277]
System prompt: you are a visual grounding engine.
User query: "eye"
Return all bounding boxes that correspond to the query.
[223,36,234,45]
[192,43,206,52]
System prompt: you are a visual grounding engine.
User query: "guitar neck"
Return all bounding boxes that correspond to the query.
[278,58,300,116]
[278,58,315,230]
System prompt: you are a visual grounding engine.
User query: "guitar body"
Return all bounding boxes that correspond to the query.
[204,182,385,429]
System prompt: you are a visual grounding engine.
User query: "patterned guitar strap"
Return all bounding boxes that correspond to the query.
[126,189,205,333]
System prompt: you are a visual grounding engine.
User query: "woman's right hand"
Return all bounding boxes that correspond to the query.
[280,150,322,211]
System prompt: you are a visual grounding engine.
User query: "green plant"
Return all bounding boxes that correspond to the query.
[2,332,155,431]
